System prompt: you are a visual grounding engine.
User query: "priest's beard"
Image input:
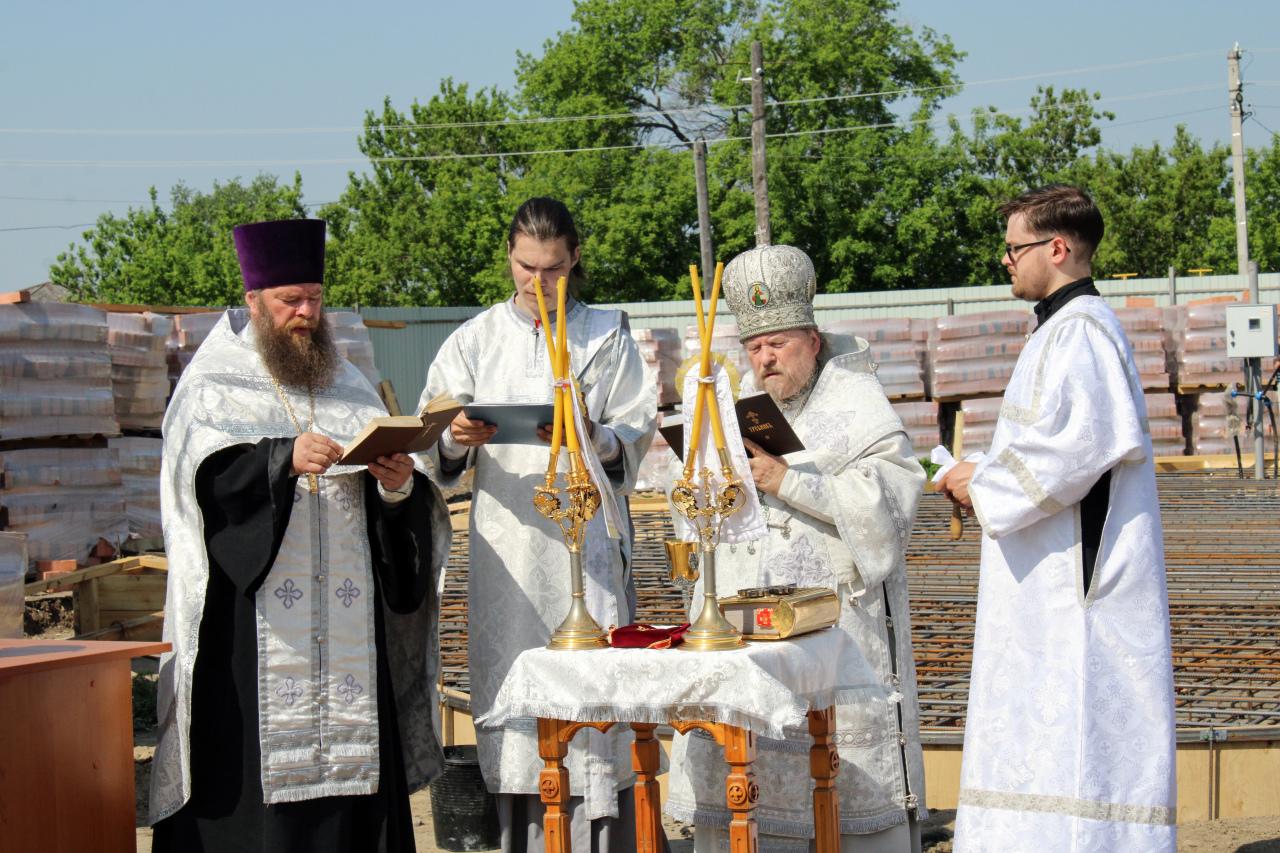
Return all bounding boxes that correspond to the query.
[251,305,340,390]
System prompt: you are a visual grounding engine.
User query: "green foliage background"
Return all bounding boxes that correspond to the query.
[50,0,1280,308]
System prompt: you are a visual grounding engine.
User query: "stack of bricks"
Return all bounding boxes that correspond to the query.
[108,311,172,431]
[891,401,940,457]
[108,436,163,539]
[0,447,127,579]
[958,397,1003,456]
[631,327,682,408]
[0,302,118,440]
[1114,307,1173,392]
[821,318,926,399]
[167,311,223,394]
[929,311,1033,399]
[328,312,383,390]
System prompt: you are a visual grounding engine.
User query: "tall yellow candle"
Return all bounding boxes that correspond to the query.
[703,263,728,449]
[533,278,564,457]
[556,277,580,454]
[685,266,709,478]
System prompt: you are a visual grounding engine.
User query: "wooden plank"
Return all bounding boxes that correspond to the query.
[23,557,144,596]
[379,379,402,417]
[86,302,222,315]
[96,574,167,612]
[1153,452,1278,472]
[363,318,407,329]
[86,611,164,641]
[0,289,31,304]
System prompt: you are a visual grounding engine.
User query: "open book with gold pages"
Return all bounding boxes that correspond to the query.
[338,391,463,465]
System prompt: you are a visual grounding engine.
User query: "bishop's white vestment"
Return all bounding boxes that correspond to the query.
[954,295,1177,852]
[420,296,657,818]
[665,337,930,852]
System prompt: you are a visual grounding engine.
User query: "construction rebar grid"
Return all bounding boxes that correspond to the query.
[439,474,1280,732]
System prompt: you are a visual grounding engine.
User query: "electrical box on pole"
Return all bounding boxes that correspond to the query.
[1225,304,1278,359]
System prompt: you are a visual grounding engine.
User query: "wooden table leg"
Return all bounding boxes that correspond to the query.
[808,707,841,853]
[724,724,759,853]
[631,723,664,853]
[537,718,573,853]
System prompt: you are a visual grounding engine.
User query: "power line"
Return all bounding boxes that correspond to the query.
[0,85,1223,169]
[0,51,1227,137]
[0,223,97,232]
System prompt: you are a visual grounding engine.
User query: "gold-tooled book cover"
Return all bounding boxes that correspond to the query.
[717,585,840,640]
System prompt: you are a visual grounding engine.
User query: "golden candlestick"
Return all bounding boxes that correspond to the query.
[670,262,746,651]
[535,277,608,651]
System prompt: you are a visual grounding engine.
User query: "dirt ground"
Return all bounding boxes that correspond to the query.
[130,737,1280,853]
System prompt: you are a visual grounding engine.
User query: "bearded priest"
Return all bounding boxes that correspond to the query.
[149,219,451,853]
[665,245,929,853]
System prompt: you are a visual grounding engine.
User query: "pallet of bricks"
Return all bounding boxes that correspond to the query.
[631,327,681,491]
[1173,301,1253,456]
[820,317,928,400]
[167,310,224,395]
[0,300,127,586]
[1114,305,1182,457]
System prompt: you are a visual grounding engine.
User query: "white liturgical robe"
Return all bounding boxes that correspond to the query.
[665,337,929,847]
[420,296,656,819]
[954,295,1177,852]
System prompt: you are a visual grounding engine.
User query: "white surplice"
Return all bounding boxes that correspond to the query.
[664,336,929,847]
[955,295,1177,852]
[420,296,657,819]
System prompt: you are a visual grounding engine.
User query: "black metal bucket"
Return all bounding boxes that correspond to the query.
[429,745,500,852]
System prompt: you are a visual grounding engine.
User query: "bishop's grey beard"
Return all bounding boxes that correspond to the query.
[251,306,340,391]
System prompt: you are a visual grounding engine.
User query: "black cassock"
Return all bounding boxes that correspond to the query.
[152,438,435,853]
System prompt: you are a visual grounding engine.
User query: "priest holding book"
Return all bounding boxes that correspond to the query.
[664,245,929,853]
[151,219,452,852]
[419,197,657,852]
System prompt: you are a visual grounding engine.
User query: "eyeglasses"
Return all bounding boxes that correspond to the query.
[1004,238,1069,262]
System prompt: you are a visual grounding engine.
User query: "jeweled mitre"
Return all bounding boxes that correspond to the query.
[722,245,818,342]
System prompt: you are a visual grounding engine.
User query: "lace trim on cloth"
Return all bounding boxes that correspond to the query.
[958,787,1176,826]
[479,686,883,742]
[997,447,1066,516]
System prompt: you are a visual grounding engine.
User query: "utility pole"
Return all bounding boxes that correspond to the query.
[1167,266,1177,306]
[750,40,771,246]
[693,138,715,300]
[1248,261,1265,480]
[1228,45,1250,275]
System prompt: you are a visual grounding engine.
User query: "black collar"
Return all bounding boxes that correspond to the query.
[1034,277,1100,331]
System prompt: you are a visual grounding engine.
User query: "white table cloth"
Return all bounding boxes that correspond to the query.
[474,628,888,739]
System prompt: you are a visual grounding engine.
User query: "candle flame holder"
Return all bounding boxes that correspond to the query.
[537,452,608,650]
[669,449,747,651]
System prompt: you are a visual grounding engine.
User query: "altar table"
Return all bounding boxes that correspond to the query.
[479,629,886,853]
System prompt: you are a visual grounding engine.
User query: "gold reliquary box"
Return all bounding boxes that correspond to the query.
[717,585,840,640]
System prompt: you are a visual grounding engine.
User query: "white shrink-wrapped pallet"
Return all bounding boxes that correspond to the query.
[167,311,224,393]
[108,436,163,538]
[958,396,1004,456]
[1144,392,1185,457]
[891,401,939,457]
[108,312,172,430]
[1114,307,1172,392]
[930,311,1033,399]
[0,303,118,440]
[327,312,383,390]
[1172,303,1246,390]
[631,327,682,407]
[821,318,925,398]
[0,447,127,567]
[1185,391,1240,456]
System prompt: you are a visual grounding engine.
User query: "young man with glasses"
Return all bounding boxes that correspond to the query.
[937,184,1176,853]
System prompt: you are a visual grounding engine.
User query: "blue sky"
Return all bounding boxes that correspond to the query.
[2,0,1277,292]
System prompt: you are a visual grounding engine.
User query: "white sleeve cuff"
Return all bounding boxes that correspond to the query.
[592,424,622,465]
[378,476,414,504]
[439,427,469,461]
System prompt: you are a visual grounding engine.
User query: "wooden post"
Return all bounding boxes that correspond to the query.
[724,724,759,853]
[537,718,572,853]
[750,41,770,247]
[950,411,965,540]
[78,577,101,634]
[808,708,841,853]
[631,723,664,853]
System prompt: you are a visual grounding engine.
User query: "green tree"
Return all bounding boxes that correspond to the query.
[51,174,308,306]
